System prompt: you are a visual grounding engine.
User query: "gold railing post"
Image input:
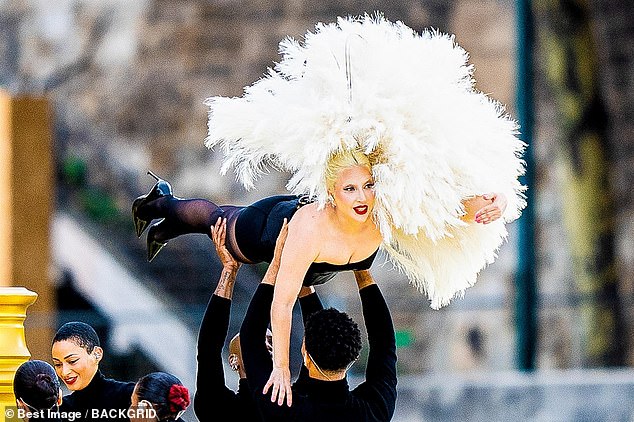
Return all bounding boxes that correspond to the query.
[0,287,38,417]
[0,90,54,361]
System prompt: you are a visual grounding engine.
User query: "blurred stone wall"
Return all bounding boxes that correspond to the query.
[529,0,634,368]
[1,0,632,374]
[590,0,634,364]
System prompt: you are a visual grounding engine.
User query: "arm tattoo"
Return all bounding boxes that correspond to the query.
[215,267,237,299]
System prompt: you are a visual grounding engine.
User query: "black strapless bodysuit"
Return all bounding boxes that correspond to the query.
[304,249,379,286]
[234,195,378,286]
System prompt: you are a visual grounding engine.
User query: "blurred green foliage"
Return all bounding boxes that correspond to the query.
[61,155,88,187]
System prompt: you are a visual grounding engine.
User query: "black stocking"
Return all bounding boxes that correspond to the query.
[142,197,252,263]
[143,197,221,235]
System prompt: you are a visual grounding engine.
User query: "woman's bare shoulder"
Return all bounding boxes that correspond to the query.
[291,203,324,225]
[288,204,326,241]
[276,205,322,265]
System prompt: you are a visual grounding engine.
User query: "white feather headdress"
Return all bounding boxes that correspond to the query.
[205,14,526,308]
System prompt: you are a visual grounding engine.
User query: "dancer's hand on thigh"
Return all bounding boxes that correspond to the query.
[211,217,240,271]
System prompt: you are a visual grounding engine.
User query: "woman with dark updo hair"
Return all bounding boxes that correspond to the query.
[13,360,62,421]
[130,372,190,422]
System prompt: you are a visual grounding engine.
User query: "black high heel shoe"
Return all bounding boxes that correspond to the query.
[132,171,173,238]
[146,222,167,262]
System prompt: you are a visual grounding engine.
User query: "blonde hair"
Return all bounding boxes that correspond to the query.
[325,149,373,191]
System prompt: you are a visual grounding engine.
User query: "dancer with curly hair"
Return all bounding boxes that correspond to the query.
[240,222,397,421]
[193,218,323,421]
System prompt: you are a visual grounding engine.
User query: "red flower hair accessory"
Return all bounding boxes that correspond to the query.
[167,384,190,413]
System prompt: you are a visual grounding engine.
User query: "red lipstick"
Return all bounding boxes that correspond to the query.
[354,205,368,215]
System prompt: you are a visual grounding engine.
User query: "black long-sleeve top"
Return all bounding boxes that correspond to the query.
[194,292,324,422]
[241,284,397,422]
[60,371,135,422]
[194,294,257,422]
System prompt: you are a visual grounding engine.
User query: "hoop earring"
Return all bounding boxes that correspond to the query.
[139,400,154,412]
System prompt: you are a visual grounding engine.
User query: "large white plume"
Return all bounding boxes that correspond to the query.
[205,14,526,308]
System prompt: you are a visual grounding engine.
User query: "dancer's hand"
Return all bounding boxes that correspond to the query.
[354,269,375,290]
[298,286,315,298]
[263,366,292,406]
[474,193,507,224]
[262,219,288,285]
[211,217,240,272]
[211,217,240,299]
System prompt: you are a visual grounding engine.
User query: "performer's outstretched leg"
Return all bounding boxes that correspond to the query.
[133,173,300,262]
[142,198,249,262]
[141,196,223,237]
[132,173,250,261]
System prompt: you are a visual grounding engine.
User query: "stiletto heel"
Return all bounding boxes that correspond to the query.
[146,222,168,262]
[132,171,173,237]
